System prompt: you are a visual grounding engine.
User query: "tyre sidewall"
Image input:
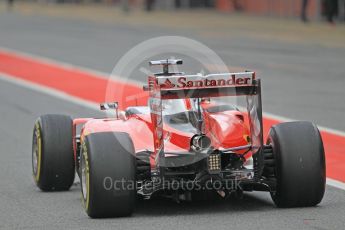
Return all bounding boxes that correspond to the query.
[269,121,325,207]
[82,132,136,218]
[32,115,75,191]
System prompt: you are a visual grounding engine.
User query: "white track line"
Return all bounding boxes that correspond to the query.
[326,178,345,191]
[1,47,345,191]
[0,72,99,111]
[262,111,345,138]
[0,46,142,86]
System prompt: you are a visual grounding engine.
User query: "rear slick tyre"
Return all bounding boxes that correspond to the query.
[267,121,326,208]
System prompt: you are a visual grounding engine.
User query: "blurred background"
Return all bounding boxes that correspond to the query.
[4,0,344,23]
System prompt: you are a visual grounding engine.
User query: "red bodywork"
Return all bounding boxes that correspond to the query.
[80,109,249,151]
[73,70,257,170]
[73,105,251,167]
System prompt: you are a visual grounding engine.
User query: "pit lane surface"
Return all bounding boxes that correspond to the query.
[1,7,345,230]
[0,77,345,230]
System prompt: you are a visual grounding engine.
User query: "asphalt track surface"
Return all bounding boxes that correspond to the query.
[0,79,344,230]
[1,8,345,230]
[0,79,345,230]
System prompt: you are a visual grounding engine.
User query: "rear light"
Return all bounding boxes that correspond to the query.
[208,154,221,171]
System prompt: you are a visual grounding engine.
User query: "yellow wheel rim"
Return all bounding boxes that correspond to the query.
[33,122,42,183]
[81,142,90,210]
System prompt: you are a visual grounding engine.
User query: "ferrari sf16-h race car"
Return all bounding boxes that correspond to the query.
[32,59,325,218]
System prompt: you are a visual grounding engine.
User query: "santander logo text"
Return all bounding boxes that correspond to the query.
[159,74,253,89]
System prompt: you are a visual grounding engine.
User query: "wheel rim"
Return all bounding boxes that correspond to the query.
[32,137,38,175]
[32,122,42,182]
[81,154,87,200]
[265,138,277,198]
[80,143,90,209]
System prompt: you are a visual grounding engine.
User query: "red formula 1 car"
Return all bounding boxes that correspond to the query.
[32,59,326,218]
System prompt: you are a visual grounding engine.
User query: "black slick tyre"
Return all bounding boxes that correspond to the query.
[80,132,136,218]
[267,121,326,208]
[32,114,75,191]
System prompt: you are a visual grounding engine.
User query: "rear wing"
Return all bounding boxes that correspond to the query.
[146,69,264,179]
[148,72,258,99]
